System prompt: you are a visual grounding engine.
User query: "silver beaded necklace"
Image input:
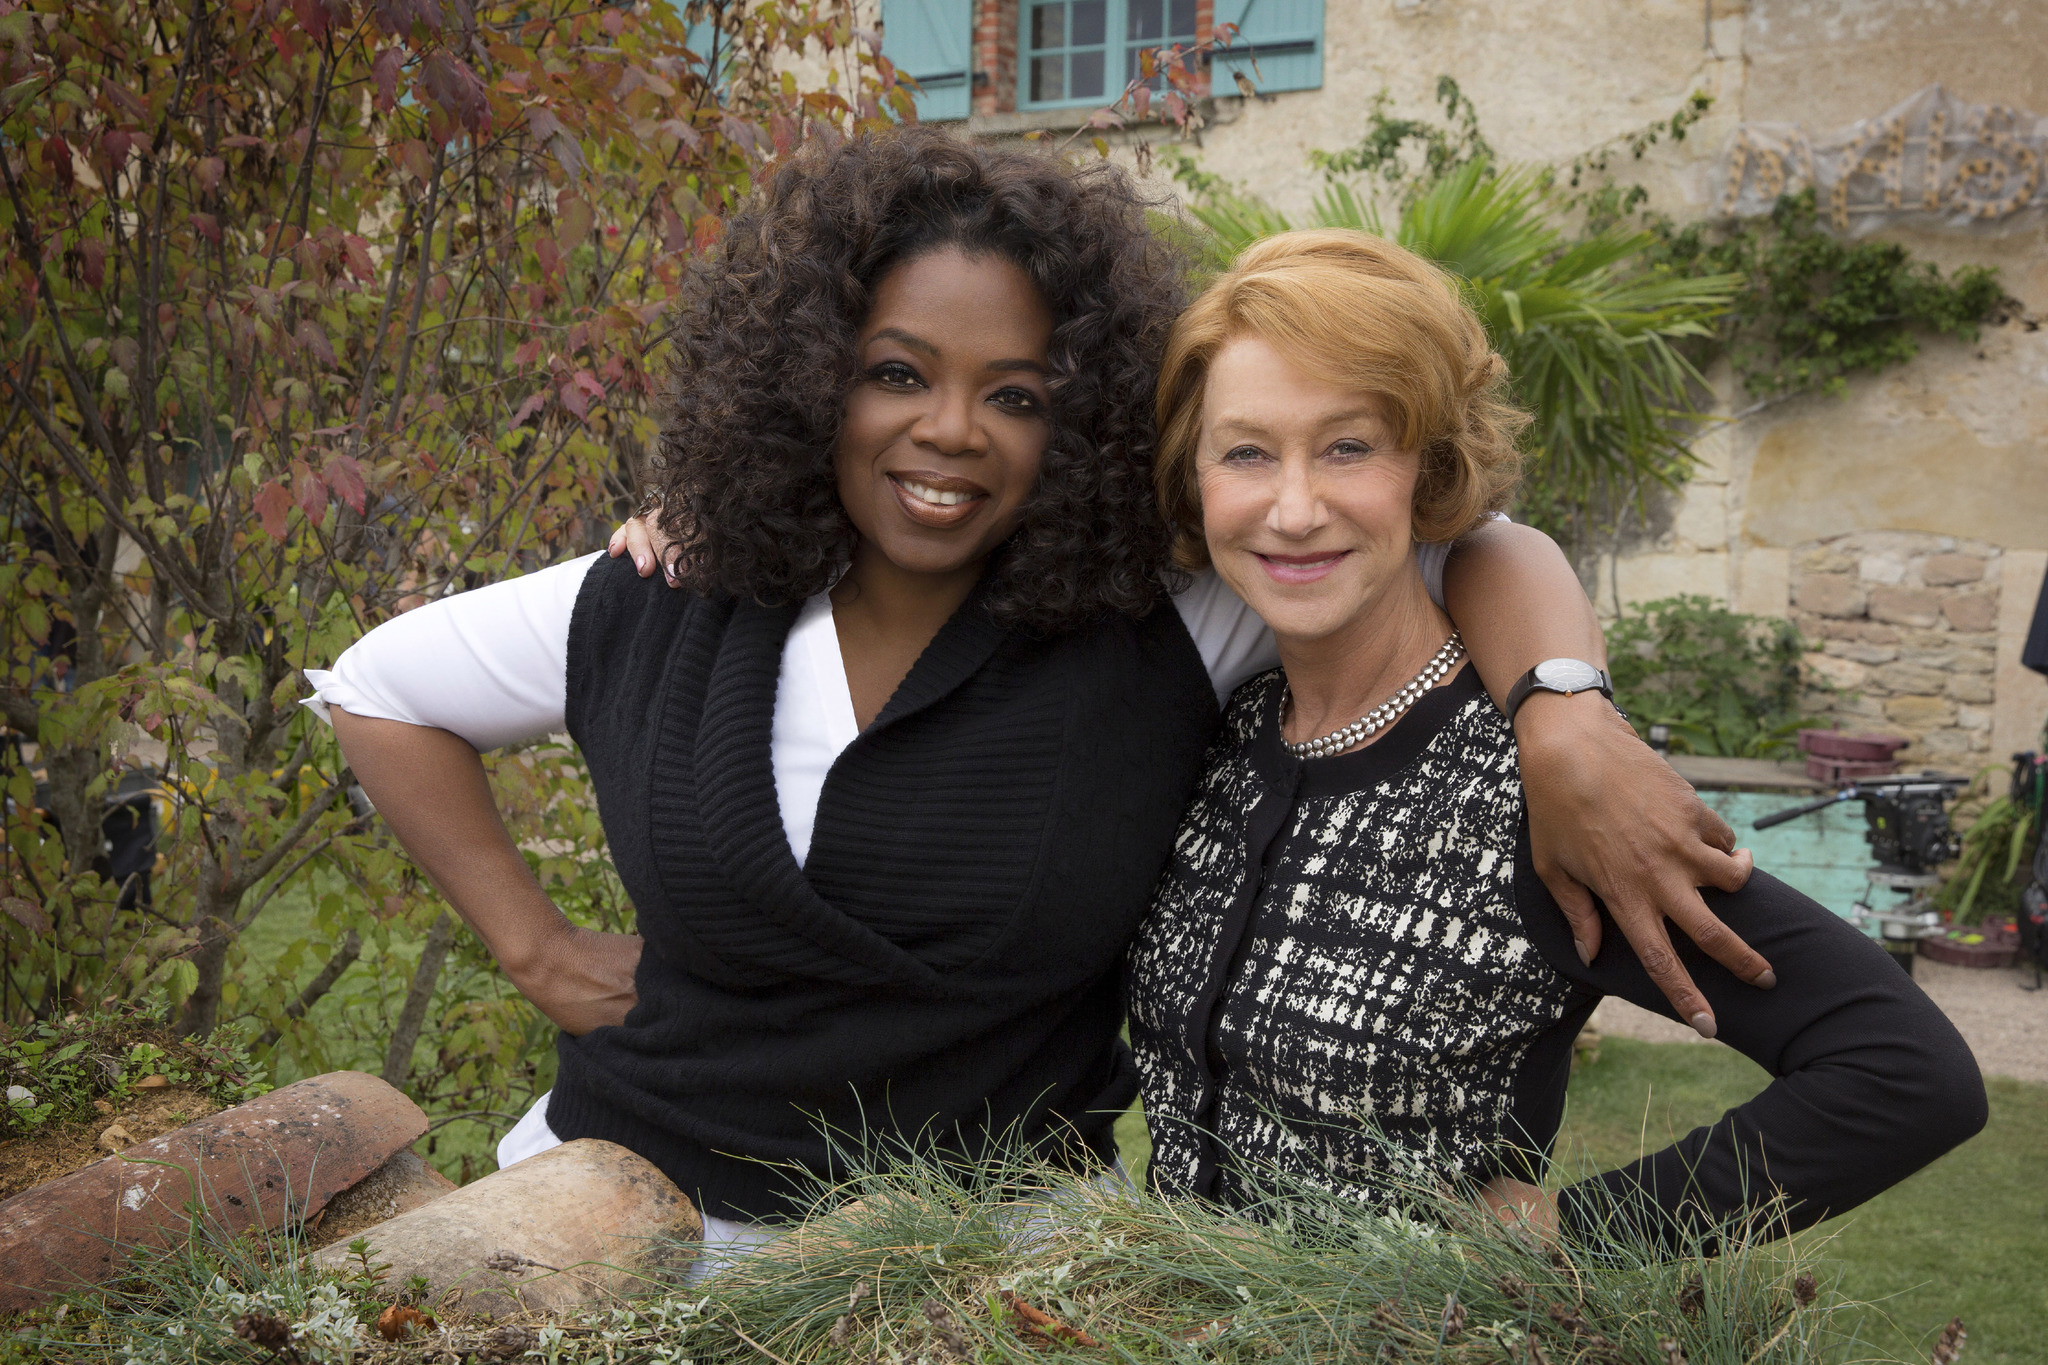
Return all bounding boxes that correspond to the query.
[1283,632,1466,760]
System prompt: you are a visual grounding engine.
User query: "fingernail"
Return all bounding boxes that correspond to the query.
[1690,1012,1717,1040]
[636,554,648,573]
[1573,938,1592,966]
[1753,969,1777,990]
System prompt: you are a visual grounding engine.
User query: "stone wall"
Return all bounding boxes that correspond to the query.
[1789,532,2004,767]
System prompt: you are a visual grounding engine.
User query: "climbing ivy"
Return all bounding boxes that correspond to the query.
[1303,83,2006,407]
[1646,191,2007,400]
[1307,76,1493,200]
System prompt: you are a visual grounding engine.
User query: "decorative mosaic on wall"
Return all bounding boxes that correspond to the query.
[1718,85,2047,234]
[1791,531,2003,766]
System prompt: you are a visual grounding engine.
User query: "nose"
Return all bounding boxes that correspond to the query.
[1266,453,1327,539]
[908,383,988,458]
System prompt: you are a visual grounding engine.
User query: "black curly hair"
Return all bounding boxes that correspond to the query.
[652,125,1190,634]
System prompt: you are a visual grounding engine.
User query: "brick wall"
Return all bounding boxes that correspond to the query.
[972,0,1016,114]
[1791,531,2004,766]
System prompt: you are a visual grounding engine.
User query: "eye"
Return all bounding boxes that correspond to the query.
[868,361,923,389]
[988,385,1044,414]
[1221,443,1270,464]
[1328,439,1375,460]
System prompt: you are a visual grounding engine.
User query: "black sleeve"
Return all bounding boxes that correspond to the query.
[1511,824,1988,1254]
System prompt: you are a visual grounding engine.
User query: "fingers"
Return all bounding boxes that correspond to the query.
[1607,898,1717,1037]
[1663,880,1775,990]
[1698,803,1737,854]
[607,525,627,558]
[1537,860,1602,966]
[1696,845,1755,895]
[614,519,658,578]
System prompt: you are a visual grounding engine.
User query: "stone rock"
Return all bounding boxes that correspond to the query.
[0,1072,426,1314]
[1941,593,1998,633]
[308,1139,704,1319]
[310,1148,458,1250]
[1804,652,1868,689]
[1920,729,1976,757]
[1824,639,1899,666]
[1884,695,1957,730]
[1957,705,1993,732]
[1794,573,1866,619]
[1921,554,1986,586]
[1799,547,1856,575]
[95,1123,135,1154]
[1872,662,1949,696]
[1868,585,1944,628]
[1947,673,1995,704]
[1858,553,1905,585]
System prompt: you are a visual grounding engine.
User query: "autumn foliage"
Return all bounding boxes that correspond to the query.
[0,0,900,1126]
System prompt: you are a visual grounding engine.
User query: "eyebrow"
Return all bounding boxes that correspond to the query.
[1210,405,1385,437]
[867,328,1049,377]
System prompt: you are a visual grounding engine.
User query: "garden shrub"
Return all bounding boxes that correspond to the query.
[1607,596,1822,758]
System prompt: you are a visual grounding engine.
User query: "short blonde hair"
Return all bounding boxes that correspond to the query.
[1154,229,1527,569]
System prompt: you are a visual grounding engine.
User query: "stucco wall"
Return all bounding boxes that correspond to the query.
[1171,0,2048,761]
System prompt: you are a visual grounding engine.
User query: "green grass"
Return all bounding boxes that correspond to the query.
[1555,1038,2048,1365]
[1112,1039,2045,1363]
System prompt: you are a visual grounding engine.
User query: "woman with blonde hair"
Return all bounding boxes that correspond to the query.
[1127,229,1984,1246]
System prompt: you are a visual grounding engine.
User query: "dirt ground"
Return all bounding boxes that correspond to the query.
[1592,956,2048,1084]
[0,1086,222,1202]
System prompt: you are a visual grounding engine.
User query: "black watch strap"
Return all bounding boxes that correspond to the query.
[1503,658,1615,726]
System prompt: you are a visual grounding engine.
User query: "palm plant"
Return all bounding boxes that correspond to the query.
[1180,161,1744,542]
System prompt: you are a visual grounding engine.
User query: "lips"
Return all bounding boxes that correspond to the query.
[888,470,990,529]
[1255,549,1351,585]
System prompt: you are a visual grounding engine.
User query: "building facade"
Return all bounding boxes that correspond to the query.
[876,0,2048,767]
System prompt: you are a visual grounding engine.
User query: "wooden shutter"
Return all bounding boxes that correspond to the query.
[881,0,975,122]
[1211,0,1322,94]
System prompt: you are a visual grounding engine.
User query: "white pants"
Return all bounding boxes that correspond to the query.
[496,1090,776,1283]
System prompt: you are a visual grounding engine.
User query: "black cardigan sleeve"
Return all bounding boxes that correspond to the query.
[1510,827,1988,1252]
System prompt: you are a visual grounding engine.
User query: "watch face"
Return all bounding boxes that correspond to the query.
[1534,658,1604,692]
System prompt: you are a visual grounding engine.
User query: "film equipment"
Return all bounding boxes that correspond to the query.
[1754,776,1966,975]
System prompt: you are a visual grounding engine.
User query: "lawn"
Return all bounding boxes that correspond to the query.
[1116,1038,2045,1364]
[1552,1038,2047,1365]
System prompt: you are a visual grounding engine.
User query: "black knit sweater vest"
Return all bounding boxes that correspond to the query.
[548,554,1219,1223]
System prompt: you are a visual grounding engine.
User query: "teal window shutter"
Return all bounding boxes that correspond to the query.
[881,0,975,122]
[1211,0,1322,94]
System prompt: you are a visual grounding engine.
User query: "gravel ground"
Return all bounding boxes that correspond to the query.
[1590,956,2048,1085]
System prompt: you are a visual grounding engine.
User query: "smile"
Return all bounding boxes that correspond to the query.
[888,471,990,528]
[1255,550,1351,585]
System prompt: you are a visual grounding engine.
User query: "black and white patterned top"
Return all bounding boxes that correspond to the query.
[1127,664,1988,1248]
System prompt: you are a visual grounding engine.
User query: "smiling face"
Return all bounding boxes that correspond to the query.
[1197,333,1425,647]
[833,247,1055,582]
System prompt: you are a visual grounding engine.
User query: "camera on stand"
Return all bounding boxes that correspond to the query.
[1754,776,1965,976]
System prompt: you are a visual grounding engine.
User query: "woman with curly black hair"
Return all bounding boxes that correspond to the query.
[311,126,1770,1263]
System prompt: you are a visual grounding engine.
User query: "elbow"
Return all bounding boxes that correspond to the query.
[1883,1047,1988,1172]
[1932,1061,1990,1154]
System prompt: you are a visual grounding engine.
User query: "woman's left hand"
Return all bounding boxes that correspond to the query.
[1515,691,1771,1039]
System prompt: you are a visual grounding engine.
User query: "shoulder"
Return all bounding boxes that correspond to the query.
[564,553,731,728]
[1220,668,1284,747]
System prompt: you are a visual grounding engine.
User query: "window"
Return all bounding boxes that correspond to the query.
[1021,0,1196,109]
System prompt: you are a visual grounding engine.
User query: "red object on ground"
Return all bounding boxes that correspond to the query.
[1798,730,1910,762]
[1798,730,1909,785]
[0,1071,426,1314]
[1918,922,2019,969]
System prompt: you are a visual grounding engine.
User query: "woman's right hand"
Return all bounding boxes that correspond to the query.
[608,516,674,584]
[511,924,644,1036]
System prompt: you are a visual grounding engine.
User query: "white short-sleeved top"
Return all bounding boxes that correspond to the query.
[306,546,1456,866]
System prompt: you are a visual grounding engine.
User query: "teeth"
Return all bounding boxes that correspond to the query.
[900,479,973,507]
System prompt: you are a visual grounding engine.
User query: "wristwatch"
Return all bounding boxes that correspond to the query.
[1503,658,1615,725]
